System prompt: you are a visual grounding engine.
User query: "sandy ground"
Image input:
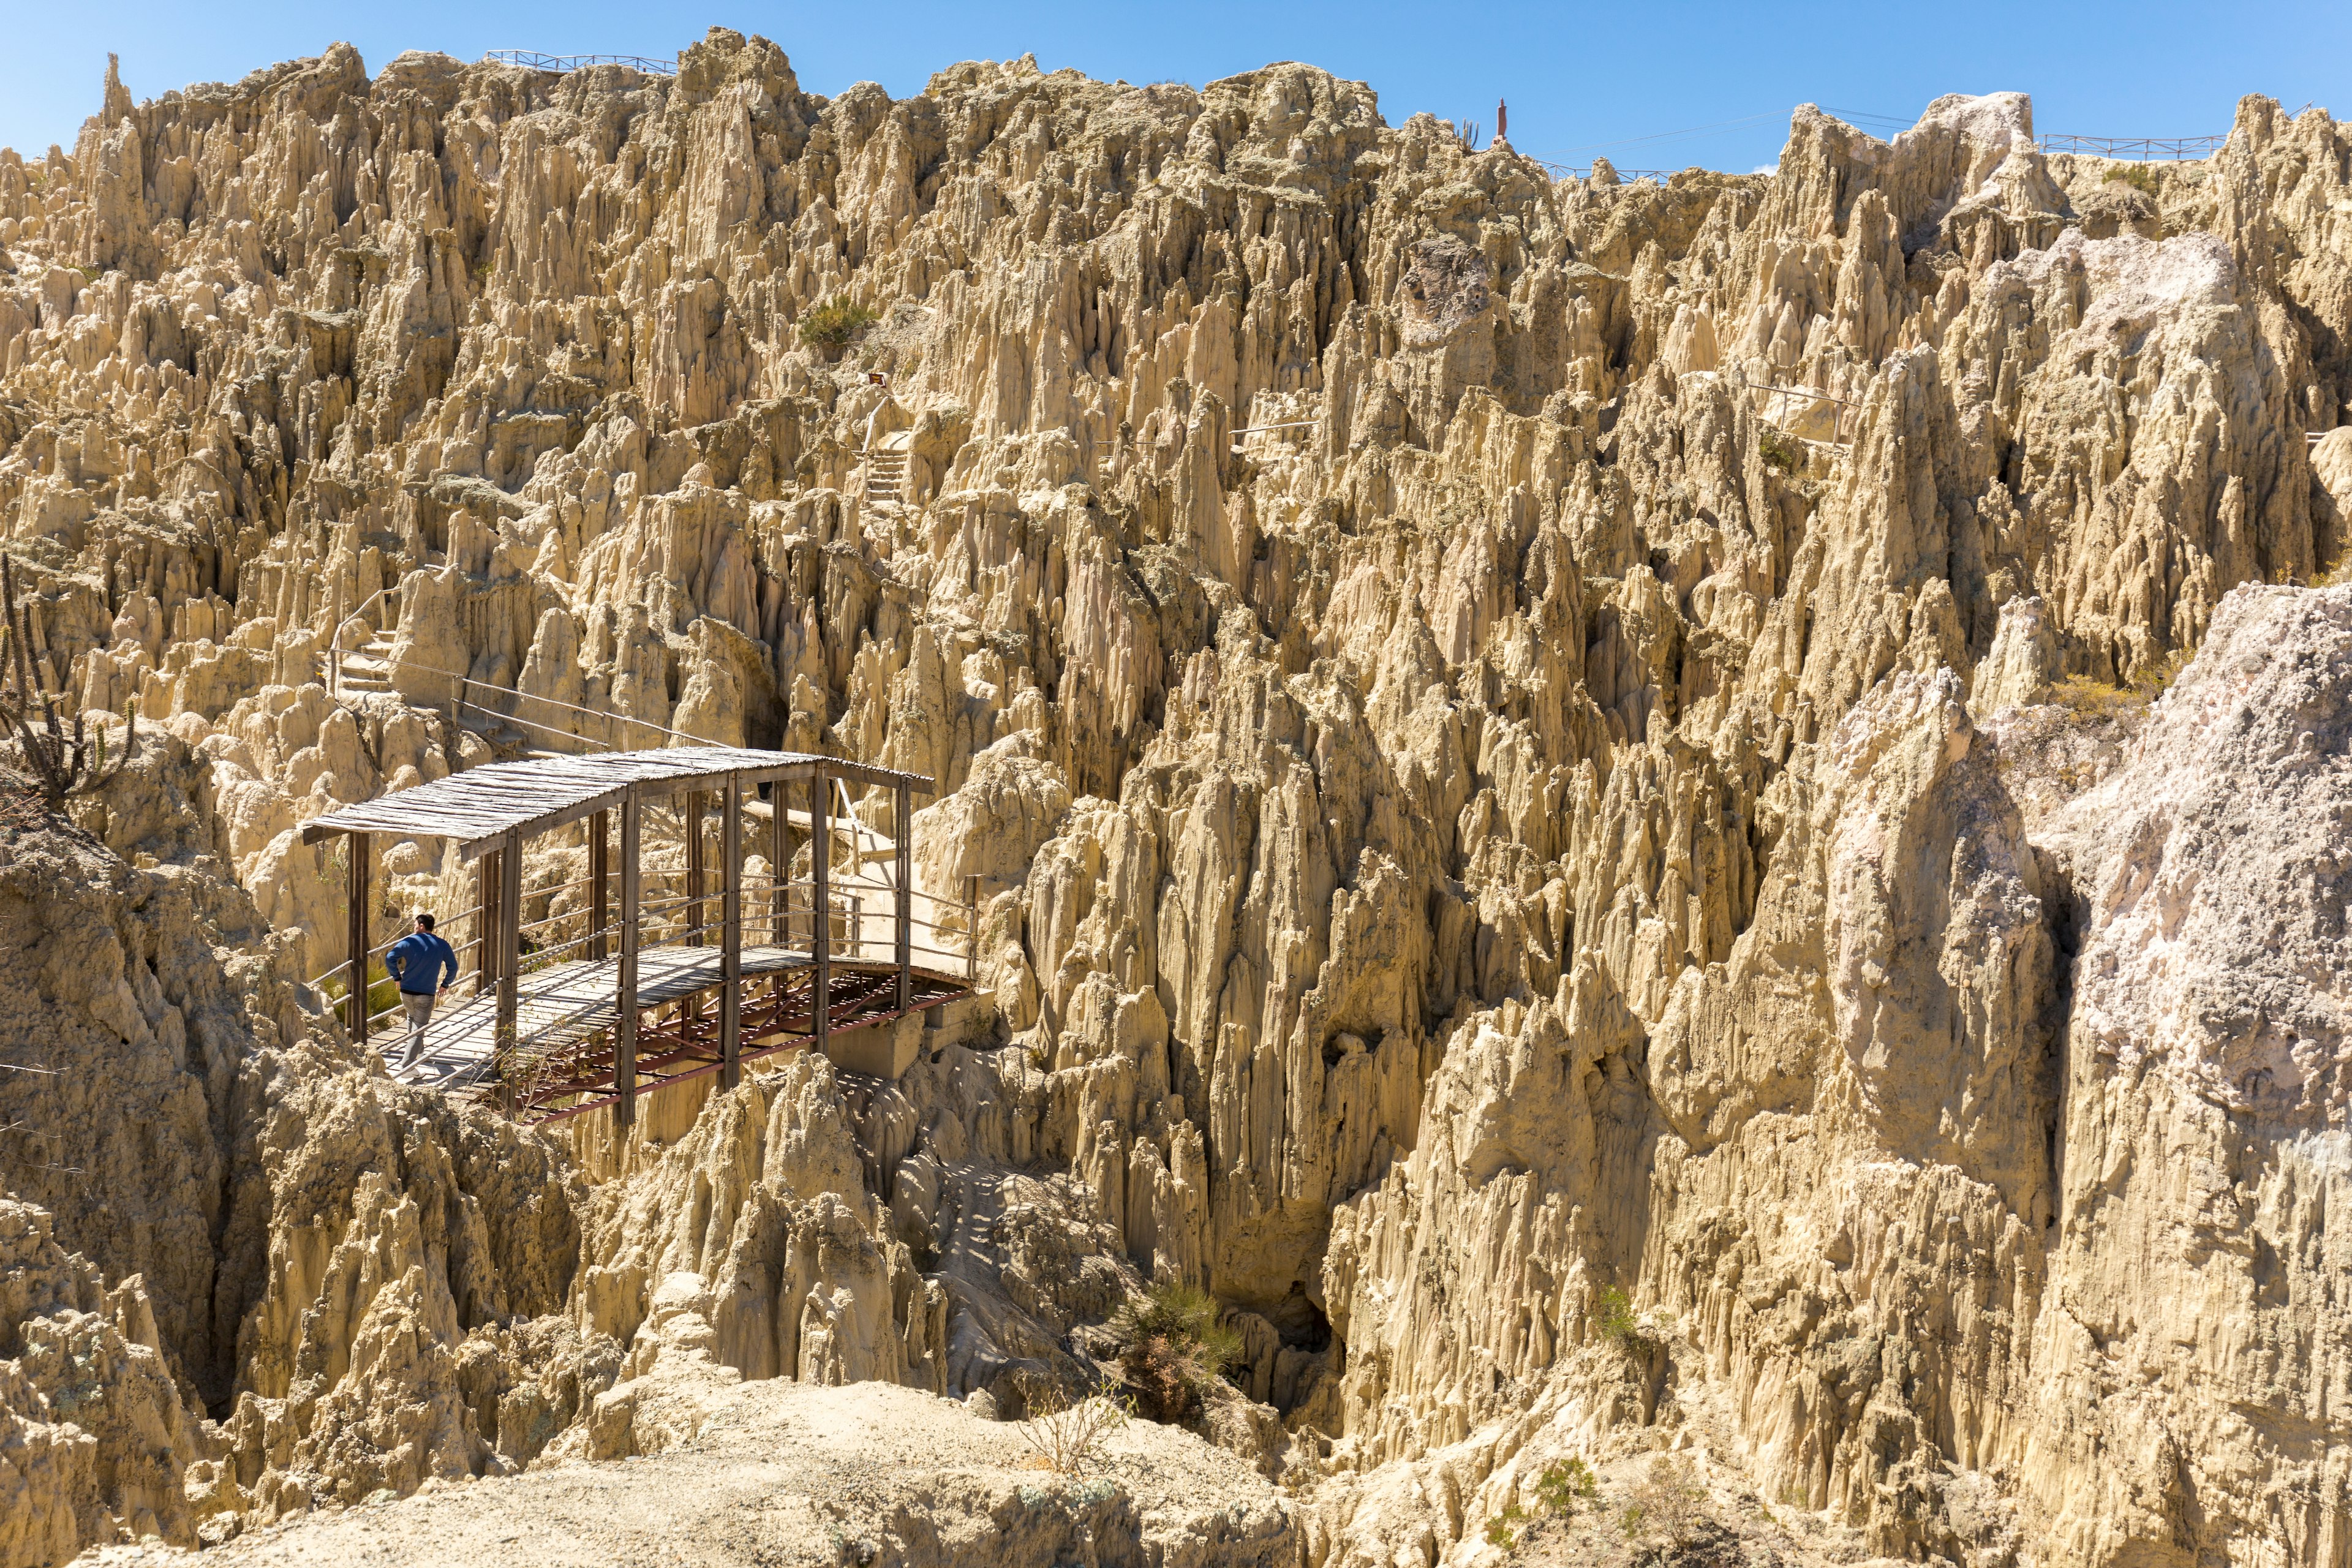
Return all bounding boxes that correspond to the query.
[73,1381,1298,1568]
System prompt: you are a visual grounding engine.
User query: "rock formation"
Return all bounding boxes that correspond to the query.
[1,29,2348,1567]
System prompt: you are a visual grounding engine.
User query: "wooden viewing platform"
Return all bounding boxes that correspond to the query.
[301,747,975,1126]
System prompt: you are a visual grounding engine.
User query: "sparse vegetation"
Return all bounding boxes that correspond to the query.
[1596,1286,1656,1352]
[2105,162,2162,197]
[2050,647,2187,723]
[1620,1455,1709,1549]
[1015,1374,1131,1475]
[1534,1456,1601,1514]
[0,554,140,802]
[797,296,878,350]
[2048,674,2143,722]
[1759,424,1809,473]
[1487,1455,1604,1548]
[1110,1281,1243,1422]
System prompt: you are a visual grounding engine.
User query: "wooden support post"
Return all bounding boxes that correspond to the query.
[768,779,789,1019]
[347,832,371,1044]
[496,832,521,1118]
[812,767,829,1046]
[770,780,788,947]
[966,874,979,983]
[685,790,707,947]
[617,786,640,1128]
[588,810,609,963]
[476,853,498,984]
[684,790,705,1025]
[721,775,742,1090]
[894,780,911,1012]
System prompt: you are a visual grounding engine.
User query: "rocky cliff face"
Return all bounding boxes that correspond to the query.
[2,30,2350,1567]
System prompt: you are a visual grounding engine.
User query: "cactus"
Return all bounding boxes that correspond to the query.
[0,554,140,802]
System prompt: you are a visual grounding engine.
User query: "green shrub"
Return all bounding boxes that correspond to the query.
[2105,163,2161,197]
[1534,1456,1600,1514]
[1111,1281,1243,1423]
[1597,1286,1648,1346]
[1758,425,1807,473]
[797,296,877,350]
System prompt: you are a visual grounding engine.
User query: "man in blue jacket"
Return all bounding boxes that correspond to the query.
[385,913,460,1073]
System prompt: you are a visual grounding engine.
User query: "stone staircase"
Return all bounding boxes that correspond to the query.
[336,630,398,695]
[864,447,908,506]
[333,622,559,761]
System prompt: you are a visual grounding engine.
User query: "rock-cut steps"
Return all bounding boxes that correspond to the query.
[864,448,908,505]
[333,630,560,761]
[336,630,396,695]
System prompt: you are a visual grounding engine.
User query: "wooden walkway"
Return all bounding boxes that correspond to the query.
[386,944,809,1087]
[304,745,970,1124]
[380,944,970,1121]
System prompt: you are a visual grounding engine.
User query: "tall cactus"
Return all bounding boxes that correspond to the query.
[0,553,138,802]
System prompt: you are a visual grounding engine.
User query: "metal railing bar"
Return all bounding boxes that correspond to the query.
[2036,132,2226,160]
[483,48,678,77]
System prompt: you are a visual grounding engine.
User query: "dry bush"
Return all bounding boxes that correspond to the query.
[1620,1454,1709,1550]
[1016,1375,1131,1476]
[1111,1281,1243,1423]
[2051,648,2184,725]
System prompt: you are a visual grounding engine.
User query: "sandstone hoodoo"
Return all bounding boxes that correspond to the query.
[0,29,2346,1568]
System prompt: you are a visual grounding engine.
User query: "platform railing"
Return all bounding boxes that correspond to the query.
[477,875,985,1110]
[482,49,677,76]
[325,870,983,1072]
[2037,133,2226,161]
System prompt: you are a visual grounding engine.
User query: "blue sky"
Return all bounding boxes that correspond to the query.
[6,1,2348,176]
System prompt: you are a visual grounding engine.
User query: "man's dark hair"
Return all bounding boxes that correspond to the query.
[415,913,435,931]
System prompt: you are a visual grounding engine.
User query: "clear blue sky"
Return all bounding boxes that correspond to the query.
[6,1,2348,176]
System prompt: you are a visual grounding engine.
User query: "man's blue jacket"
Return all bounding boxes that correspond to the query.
[386,930,459,995]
